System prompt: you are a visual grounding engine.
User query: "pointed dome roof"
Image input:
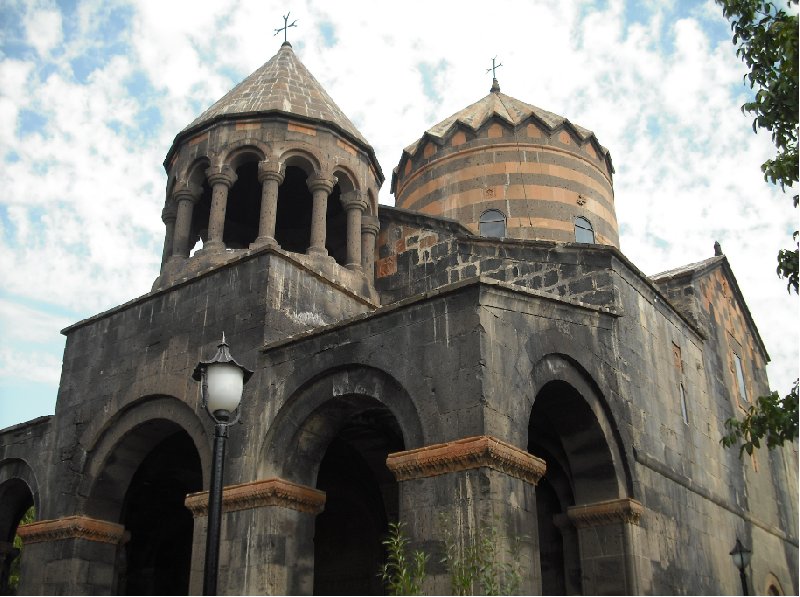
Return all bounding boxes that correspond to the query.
[401,81,610,166]
[179,42,369,148]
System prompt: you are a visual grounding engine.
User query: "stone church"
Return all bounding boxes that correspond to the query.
[0,40,797,595]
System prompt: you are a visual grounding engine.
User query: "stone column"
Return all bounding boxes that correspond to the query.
[361,215,380,280]
[306,173,336,257]
[185,477,325,595]
[15,515,128,595]
[252,160,284,248]
[387,435,546,595]
[160,204,177,271]
[205,165,237,251]
[566,497,644,595]
[170,183,200,263]
[340,191,368,270]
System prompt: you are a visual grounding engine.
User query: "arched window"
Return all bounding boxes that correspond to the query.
[574,216,594,243]
[479,209,506,238]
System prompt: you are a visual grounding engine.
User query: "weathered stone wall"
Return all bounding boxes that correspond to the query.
[376,206,619,309]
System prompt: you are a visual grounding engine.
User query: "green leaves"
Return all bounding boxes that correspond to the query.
[380,521,428,596]
[718,0,799,293]
[722,379,799,456]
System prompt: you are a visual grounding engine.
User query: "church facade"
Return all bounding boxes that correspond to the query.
[0,41,797,595]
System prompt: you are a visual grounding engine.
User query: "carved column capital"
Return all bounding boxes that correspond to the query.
[161,204,177,223]
[306,172,337,194]
[185,477,326,516]
[172,182,201,203]
[340,190,368,212]
[361,214,380,235]
[258,160,285,184]
[16,515,128,545]
[566,498,643,528]
[386,435,546,485]
[206,165,237,188]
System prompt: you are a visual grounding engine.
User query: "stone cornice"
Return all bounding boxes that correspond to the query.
[16,515,127,545]
[185,477,326,517]
[386,435,546,484]
[567,498,643,528]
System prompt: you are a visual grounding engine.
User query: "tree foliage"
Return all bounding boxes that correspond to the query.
[717,0,798,292]
[717,0,799,456]
[722,380,799,455]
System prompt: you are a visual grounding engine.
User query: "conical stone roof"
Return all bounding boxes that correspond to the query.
[402,81,609,163]
[180,42,369,148]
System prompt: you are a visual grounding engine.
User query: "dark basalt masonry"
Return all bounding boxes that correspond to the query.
[0,42,796,596]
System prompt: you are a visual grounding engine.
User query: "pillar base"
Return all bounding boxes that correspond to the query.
[197,240,225,254]
[345,262,363,272]
[307,246,328,257]
[250,236,278,250]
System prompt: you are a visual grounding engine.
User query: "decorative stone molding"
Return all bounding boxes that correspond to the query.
[340,190,368,212]
[361,214,380,234]
[172,181,201,203]
[185,477,326,517]
[567,498,643,528]
[258,160,285,184]
[161,204,177,223]
[206,165,237,188]
[16,515,127,545]
[386,435,546,485]
[306,172,337,194]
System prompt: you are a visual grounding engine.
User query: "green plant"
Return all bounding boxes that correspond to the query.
[440,514,522,596]
[722,379,799,455]
[380,521,428,596]
[8,506,35,594]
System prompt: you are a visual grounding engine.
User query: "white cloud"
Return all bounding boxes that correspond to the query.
[23,5,63,58]
[0,0,797,428]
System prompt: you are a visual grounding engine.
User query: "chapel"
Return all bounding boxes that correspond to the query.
[0,40,796,596]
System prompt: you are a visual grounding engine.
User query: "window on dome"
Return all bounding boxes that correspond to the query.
[480,209,506,238]
[574,217,595,243]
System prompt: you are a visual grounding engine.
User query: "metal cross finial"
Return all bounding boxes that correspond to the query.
[274,12,298,43]
[486,56,503,78]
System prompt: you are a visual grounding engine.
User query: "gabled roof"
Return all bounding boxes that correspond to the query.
[178,42,370,148]
[399,80,612,167]
[651,254,770,362]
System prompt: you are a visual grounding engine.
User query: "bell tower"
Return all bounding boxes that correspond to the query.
[154,41,383,300]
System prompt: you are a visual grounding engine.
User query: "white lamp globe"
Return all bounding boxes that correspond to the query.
[206,362,244,415]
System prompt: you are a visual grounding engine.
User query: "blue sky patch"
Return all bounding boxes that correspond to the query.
[417,60,447,104]
[18,109,48,137]
[319,21,337,48]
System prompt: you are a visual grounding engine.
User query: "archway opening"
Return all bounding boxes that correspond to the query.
[529,379,620,595]
[119,430,202,596]
[313,405,404,595]
[325,183,346,266]
[0,478,34,595]
[224,160,261,248]
[275,165,313,254]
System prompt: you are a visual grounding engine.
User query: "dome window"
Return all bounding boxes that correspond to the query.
[480,209,506,238]
[574,217,595,244]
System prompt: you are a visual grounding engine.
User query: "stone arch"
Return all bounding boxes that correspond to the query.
[273,150,322,256]
[80,394,209,521]
[0,459,38,594]
[528,353,634,595]
[78,395,206,595]
[182,157,213,254]
[222,140,269,168]
[221,145,268,248]
[259,364,424,485]
[763,572,785,595]
[259,365,422,594]
[528,353,630,503]
[366,188,378,216]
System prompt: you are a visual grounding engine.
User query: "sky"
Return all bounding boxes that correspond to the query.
[0,0,797,429]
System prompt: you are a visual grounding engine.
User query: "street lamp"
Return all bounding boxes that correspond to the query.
[193,334,253,596]
[730,537,752,596]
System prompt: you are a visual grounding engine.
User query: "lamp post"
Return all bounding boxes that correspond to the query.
[730,537,751,596]
[193,334,253,596]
